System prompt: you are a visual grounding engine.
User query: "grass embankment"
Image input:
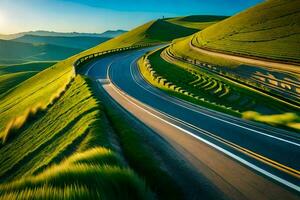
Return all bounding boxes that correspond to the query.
[139,48,300,131]
[0,62,56,97]
[103,100,183,200]
[0,76,153,199]
[192,0,300,64]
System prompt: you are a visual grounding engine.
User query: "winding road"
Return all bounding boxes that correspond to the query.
[83,47,300,199]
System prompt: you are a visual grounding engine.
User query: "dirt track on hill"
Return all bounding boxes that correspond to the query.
[189,42,300,76]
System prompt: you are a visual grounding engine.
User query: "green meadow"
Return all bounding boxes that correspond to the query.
[192,0,300,64]
[0,62,56,97]
[0,76,153,199]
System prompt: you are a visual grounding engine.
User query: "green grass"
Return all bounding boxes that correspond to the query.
[0,76,153,199]
[166,15,227,30]
[139,48,300,131]
[0,62,56,97]
[170,36,240,68]
[192,0,300,64]
[103,101,183,200]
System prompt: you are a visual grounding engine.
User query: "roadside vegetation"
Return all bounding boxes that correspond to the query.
[103,100,183,200]
[0,76,154,199]
[139,48,300,131]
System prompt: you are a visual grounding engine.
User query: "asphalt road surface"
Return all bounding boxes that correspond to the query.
[83,47,300,199]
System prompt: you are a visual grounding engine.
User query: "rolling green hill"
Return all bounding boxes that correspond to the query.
[98,18,199,46]
[166,15,227,30]
[0,39,81,65]
[0,62,55,97]
[13,35,110,50]
[191,0,300,63]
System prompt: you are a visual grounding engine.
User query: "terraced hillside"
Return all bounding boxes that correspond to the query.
[192,0,300,63]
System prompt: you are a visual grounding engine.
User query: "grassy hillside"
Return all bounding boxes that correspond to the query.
[13,35,110,50]
[98,19,197,46]
[0,16,215,198]
[164,1,300,129]
[0,62,55,97]
[0,39,81,65]
[192,0,300,63]
[0,76,153,199]
[0,16,202,149]
[166,15,227,30]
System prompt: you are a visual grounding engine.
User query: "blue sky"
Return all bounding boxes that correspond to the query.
[0,0,263,34]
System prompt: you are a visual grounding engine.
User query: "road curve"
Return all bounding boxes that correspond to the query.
[83,47,300,199]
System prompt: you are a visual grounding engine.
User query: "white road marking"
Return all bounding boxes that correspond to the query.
[128,58,300,147]
[84,50,300,193]
[102,78,300,193]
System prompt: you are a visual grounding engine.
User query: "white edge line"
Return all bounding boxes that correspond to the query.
[104,78,300,193]
[129,58,300,147]
[85,51,300,192]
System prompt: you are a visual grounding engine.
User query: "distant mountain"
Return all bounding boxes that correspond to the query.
[99,30,127,38]
[13,35,110,50]
[0,30,127,40]
[0,39,82,65]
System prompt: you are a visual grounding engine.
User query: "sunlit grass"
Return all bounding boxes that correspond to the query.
[243,111,300,130]
[0,76,154,199]
[192,0,300,64]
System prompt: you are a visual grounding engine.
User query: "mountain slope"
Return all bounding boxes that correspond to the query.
[100,30,127,38]
[13,35,110,50]
[0,30,127,40]
[0,39,81,64]
[191,0,300,63]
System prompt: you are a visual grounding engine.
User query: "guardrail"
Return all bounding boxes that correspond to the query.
[73,44,154,73]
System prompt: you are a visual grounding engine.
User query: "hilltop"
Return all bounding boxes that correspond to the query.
[166,15,227,30]
[190,0,300,63]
